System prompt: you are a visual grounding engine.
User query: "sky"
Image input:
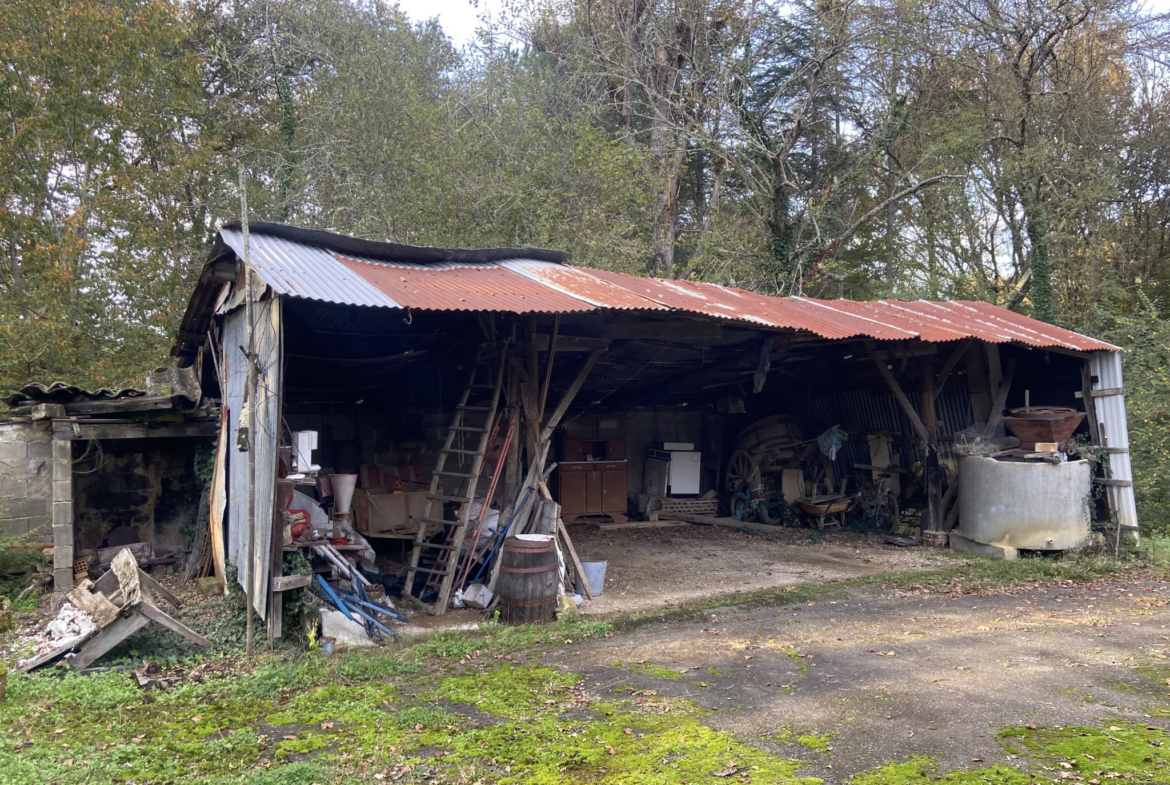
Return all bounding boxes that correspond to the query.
[396,0,1170,46]
[396,0,503,45]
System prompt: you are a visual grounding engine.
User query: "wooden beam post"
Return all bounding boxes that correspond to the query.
[935,338,972,395]
[921,356,943,532]
[964,341,992,424]
[863,341,930,444]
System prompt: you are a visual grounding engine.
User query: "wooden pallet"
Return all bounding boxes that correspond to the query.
[658,498,719,516]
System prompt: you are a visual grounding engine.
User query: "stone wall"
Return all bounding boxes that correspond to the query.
[0,421,53,540]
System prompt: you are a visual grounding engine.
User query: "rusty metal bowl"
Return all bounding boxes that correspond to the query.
[1002,406,1086,444]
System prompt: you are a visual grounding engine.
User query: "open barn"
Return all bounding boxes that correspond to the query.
[168,223,1137,639]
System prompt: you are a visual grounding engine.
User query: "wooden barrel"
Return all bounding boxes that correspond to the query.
[497,535,558,624]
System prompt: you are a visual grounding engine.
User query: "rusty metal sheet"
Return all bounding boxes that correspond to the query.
[946,301,1118,351]
[212,226,1118,353]
[337,255,596,313]
[500,260,668,310]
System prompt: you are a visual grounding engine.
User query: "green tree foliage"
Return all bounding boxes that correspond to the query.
[0,0,215,390]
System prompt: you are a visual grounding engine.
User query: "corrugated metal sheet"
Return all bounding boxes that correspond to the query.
[217,227,1119,353]
[338,255,595,313]
[224,297,282,619]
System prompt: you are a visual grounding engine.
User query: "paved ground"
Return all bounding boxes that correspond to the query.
[545,570,1170,781]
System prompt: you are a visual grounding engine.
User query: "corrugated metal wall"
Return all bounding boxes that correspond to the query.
[224,297,282,619]
[1090,351,1138,532]
[799,377,973,478]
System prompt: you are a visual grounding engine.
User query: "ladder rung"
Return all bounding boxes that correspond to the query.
[418,517,459,527]
[410,567,450,576]
[471,383,496,389]
[450,426,487,432]
[447,448,480,455]
[458,404,491,412]
[427,493,470,503]
[435,470,475,478]
[417,541,458,551]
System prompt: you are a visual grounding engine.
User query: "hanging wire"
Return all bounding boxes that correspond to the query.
[71,439,106,474]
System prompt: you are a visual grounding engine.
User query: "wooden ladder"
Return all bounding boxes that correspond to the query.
[404,347,506,614]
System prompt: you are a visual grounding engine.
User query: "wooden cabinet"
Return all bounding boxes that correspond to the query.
[558,414,628,522]
[558,461,628,523]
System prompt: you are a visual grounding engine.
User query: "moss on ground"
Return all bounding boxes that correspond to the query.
[2,555,1164,784]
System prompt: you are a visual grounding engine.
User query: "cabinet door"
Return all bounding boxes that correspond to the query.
[601,470,627,513]
[560,470,588,516]
[586,471,603,512]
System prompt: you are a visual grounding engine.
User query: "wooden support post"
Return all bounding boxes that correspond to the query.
[51,439,74,597]
[1081,361,1102,445]
[921,357,943,533]
[983,359,1018,436]
[557,518,592,599]
[863,341,930,444]
[964,341,992,424]
[935,338,972,395]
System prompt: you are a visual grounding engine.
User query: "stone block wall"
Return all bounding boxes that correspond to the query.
[0,421,53,540]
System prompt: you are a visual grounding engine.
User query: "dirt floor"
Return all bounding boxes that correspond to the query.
[542,569,1170,782]
[565,523,953,615]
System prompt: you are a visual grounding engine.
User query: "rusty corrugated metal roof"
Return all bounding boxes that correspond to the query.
[337,255,595,313]
[211,225,1118,353]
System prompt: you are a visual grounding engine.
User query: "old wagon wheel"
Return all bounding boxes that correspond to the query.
[725,449,761,495]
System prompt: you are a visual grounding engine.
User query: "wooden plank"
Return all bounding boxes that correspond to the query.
[539,348,605,443]
[557,518,593,600]
[863,341,930,443]
[596,520,685,530]
[73,612,151,670]
[62,395,176,415]
[982,359,1018,436]
[935,338,972,394]
[138,569,181,607]
[137,602,213,647]
[271,573,312,591]
[52,420,218,441]
[660,513,786,537]
[1094,478,1133,487]
[1090,387,1124,398]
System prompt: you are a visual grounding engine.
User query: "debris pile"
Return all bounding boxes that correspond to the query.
[18,602,96,668]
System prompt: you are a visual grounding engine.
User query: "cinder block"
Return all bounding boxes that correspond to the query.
[26,514,51,538]
[52,441,71,461]
[0,425,30,443]
[0,442,27,460]
[52,522,73,545]
[52,500,73,526]
[53,568,74,593]
[53,545,74,569]
[26,441,52,460]
[26,477,51,498]
[1,477,27,497]
[52,479,72,502]
[1,497,48,518]
[0,517,30,537]
[52,459,71,482]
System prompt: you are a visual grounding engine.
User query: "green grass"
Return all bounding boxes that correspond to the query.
[1,549,1157,784]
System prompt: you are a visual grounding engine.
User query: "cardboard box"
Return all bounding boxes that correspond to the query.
[353,489,428,535]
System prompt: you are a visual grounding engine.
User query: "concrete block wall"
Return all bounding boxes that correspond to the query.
[0,421,53,539]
